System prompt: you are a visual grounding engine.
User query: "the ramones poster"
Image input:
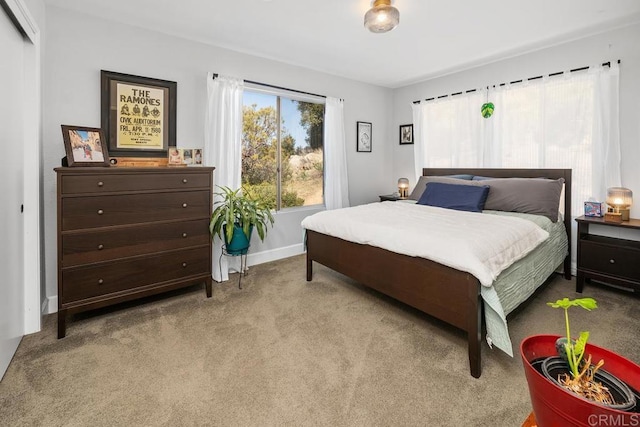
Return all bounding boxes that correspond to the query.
[116,83,164,149]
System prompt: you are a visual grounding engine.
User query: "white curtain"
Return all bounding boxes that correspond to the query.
[204,73,244,282]
[412,63,621,273]
[412,89,487,181]
[323,97,350,210]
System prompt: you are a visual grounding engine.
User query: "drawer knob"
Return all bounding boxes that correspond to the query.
[182,179,188,184]
[97,181,104,187]
[610,259,615,264]
[182,203,188,208]
[182,233,188,238]
[97,244,104,250]
[97,209,104,215]
[182,262,187,268]
[98,279,104,285]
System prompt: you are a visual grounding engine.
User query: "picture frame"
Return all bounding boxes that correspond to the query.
[399,124,414,145]
[168,147,204,167]
[61,125,110,167]
[101,70,177,158]
[584,201,604,217]
[356,121,372,152]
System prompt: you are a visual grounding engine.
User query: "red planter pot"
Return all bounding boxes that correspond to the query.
[521,335,640,427]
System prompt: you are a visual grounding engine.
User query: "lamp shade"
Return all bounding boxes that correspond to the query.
[398,177,409,198]
[364,0,399,33]
[606,187,633,210]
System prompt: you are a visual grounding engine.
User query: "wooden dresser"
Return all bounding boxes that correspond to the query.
[55,166,214,338]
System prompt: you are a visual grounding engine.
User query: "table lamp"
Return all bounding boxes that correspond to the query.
[605,187,633,222]
[398,178,409,198]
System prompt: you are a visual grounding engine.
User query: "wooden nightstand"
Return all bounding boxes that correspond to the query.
[379,194,406,202]
[575,215,640,293]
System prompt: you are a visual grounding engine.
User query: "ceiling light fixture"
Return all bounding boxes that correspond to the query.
[364,0,400,34]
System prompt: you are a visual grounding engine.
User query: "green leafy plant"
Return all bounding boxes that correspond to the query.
[547,297,613,404]
[209,186,274,244]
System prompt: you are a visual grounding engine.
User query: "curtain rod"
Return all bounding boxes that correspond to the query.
[212,73,327,99]
[412,60,621,104]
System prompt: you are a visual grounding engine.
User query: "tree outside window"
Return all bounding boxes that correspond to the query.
[242,90,324,210]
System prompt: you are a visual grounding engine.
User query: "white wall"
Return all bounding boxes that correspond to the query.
[42,5,394,305]
[391,23,640,219]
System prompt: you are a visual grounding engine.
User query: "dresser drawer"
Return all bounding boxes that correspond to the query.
[62,190,210,230]
[62,219,210,267]
[579,240,640,280]
[61,172,211,194]
[61,247,210,303]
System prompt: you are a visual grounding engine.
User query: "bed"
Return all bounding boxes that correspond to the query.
[303,168,572,378]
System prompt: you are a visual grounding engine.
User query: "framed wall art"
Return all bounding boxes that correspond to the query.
[356,121,372,152]
[61,125,110,167]
[399,124,413,145]
[101,70,177,158]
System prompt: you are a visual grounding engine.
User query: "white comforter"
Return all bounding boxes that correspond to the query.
[301,202,549,287]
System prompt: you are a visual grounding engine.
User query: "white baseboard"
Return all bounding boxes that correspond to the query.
[247,243,305,267]
[42,296,57,315]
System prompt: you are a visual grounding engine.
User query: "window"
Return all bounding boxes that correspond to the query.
[242,89,324,210]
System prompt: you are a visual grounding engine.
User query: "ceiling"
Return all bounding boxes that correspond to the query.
[44,0,640,88]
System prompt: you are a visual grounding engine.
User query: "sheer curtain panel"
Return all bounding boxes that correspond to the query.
[323,97,350,210]
[204,73,244,282]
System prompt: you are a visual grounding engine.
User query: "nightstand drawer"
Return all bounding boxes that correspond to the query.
[579,240,640,280]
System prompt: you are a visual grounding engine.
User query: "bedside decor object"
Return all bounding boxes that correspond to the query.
[397,178,409,198]
[606,187,633,221]
[101,70,177,158]
[584,201,603,217]
[61,125,110,167]
[399,124,413,145]
[364,0,399,34]
[356,121,372,152]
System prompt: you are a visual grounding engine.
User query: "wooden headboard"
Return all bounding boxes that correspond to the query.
[422,168,572,279]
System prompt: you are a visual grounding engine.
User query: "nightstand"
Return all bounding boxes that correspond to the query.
[575,215,640,293]
[379,194,406,202]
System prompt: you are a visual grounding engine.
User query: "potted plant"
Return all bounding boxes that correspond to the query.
[521,297,640,427]
[209,186,274,255]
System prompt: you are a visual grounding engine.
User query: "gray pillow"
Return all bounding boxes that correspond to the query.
[480,178,564,222]
[409,175,564,222]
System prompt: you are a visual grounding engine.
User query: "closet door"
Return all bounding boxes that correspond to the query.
[0,4,26,380]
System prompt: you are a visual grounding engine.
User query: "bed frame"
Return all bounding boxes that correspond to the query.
[306,168,572,378]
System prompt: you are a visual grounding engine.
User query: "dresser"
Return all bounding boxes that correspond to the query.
[55,166,214,338]
[576,215,640,293]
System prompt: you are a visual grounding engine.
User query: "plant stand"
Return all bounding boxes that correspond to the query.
[220,245,249,289]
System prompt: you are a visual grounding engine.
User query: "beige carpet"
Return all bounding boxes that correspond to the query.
[1,255,639,426]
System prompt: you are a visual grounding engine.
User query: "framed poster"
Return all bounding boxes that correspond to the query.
[356,121,372,152]
[399,124,413,145]
[61,125,110,167]
[101,70,177,157]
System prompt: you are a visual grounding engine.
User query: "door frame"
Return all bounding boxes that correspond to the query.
[2,0,42,334]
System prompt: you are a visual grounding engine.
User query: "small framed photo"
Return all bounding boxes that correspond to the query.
[584,201,604,217]
[61,125,110,167]
[399,124,413,145]
[356,121,372,152]
[168,147,204,166]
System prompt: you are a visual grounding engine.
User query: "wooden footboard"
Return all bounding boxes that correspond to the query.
[305,230,483,378]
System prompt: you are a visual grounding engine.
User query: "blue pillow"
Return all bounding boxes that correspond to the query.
[445,174,474,180]
[417,182,490,213]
